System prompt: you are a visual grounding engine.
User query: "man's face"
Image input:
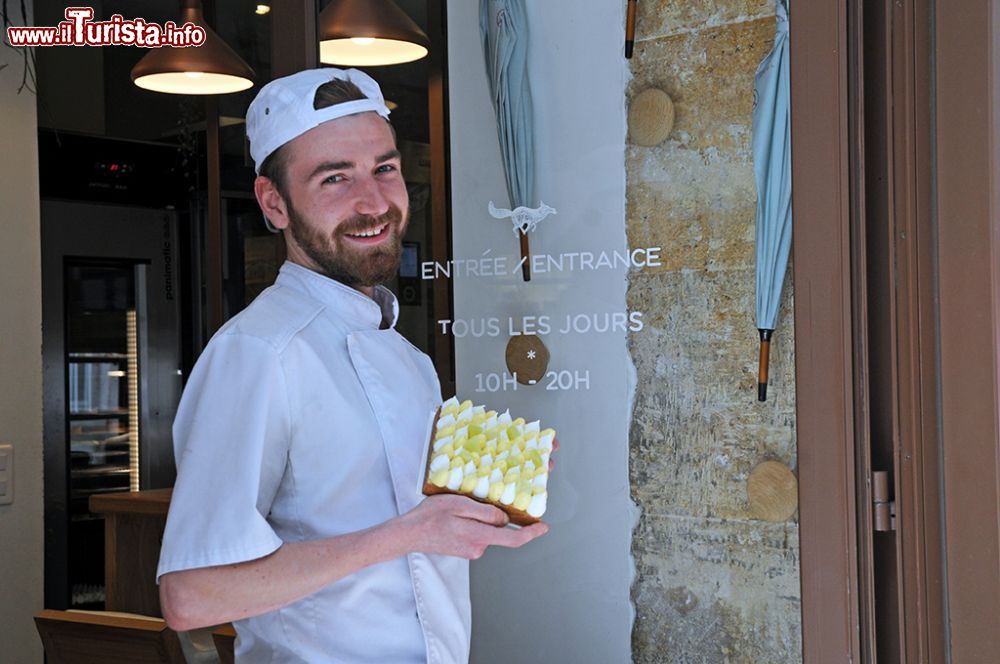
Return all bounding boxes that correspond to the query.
[257,112,409,293]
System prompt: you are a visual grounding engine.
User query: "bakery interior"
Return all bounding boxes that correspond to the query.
[5,1,1000,663]
[8,0,451,661]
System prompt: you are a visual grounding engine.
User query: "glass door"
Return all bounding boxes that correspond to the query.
[63,261,143,608]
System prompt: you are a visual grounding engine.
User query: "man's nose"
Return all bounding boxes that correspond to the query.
[354,176,390,217]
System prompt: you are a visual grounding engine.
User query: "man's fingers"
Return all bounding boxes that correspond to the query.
[413,497,551,557]
[477,521,549,549]
[552,438,560,453]
[451,496,509,526]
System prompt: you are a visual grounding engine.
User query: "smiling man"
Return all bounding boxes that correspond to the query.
[156,68,548,663]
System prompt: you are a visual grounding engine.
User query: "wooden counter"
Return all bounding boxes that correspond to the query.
[83,489,236,662]
[90,488,172,618]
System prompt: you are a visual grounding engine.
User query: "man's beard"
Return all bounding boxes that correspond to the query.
[286,202,406,289]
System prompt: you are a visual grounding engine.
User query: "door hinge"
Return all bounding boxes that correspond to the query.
[873,470,896,532]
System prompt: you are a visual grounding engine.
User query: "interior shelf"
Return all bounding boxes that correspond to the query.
[68,352,128,361]
[69,411,129,420]
[71,466,130,478]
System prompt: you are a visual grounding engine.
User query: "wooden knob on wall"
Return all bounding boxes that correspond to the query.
[747,460,798,522]
[628,88,675,147]
[506,334,550,385]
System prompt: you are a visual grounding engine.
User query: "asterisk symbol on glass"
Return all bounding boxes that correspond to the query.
[526,350,537,360]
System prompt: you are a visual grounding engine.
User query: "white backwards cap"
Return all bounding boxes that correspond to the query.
[246,67,391,175]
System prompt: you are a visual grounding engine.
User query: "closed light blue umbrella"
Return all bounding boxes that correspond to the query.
[481,0,554,281]
[753,0,792,402]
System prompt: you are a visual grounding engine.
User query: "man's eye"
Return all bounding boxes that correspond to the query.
[376,164,397,174]
[323,174,345,184]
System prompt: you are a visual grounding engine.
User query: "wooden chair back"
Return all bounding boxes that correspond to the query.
[34,609,187,664]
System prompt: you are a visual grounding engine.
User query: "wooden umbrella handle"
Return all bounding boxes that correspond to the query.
[625,0,638,58]
[520,231,531,281]
[758,329,773,401]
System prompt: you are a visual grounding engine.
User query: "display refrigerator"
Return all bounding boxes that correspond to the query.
[42,199,183,610]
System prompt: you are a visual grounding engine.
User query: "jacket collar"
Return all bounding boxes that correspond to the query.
[276,261,399,329]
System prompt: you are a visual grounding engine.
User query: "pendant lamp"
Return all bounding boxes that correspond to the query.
[319,0,430,66]
[132,0,255,95]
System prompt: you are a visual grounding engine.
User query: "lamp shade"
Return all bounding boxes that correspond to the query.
[131,1,254,95]
[319,0,430,66]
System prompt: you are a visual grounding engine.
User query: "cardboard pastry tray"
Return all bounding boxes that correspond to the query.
[419,407,541,527]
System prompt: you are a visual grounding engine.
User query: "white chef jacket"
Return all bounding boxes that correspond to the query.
[157,261,470,663]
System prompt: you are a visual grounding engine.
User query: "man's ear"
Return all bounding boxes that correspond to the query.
[254,176,291,231]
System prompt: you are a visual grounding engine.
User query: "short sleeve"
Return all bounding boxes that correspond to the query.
[157,332,291,580]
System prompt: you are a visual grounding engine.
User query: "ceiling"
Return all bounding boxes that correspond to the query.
[34,0,434,161]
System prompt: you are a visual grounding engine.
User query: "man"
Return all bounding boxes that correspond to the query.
[157,68,549,663]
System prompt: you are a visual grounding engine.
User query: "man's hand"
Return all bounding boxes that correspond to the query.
[393,494,549,560]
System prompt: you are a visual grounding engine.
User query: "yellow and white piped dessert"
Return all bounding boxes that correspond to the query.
[422,397,555,526]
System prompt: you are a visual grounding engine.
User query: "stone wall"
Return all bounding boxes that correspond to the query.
[626,3,802,662]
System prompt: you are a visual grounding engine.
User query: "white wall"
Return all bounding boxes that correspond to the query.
[446,2,636,661]
[0,0,45,660]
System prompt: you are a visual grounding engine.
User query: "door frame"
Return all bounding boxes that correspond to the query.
[790,2,863,659]
[854,0,945,660]
[934,0,1000,658]
[793,0,1000,660]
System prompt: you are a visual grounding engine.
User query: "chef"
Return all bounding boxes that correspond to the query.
[156,68,549,663]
